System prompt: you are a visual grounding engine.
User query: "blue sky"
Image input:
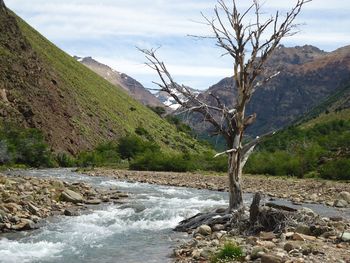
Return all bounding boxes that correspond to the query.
[6,0,350,90]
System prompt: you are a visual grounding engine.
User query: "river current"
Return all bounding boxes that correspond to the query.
[0,169,348,263]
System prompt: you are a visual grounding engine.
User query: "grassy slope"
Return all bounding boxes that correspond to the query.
[14,15,205,154]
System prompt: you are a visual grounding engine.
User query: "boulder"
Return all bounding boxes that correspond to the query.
[338,192,350,203]
[197,225,212,236]
[333,199,348,208]
[60,189,83,203]
[340,232,350,242]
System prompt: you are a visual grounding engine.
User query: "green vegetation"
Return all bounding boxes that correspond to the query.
[245,120,350,180]
[0,123,54,168]
[76,135,227,172]
[10,12,206,154]
[210,242,244,263]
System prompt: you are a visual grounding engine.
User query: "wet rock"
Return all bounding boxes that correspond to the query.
[197,225,212,236]
[64,208,79,216]
[60,189,83,204]
[11,219,35,231]
[261,253,283,263]
[85,199,102,205]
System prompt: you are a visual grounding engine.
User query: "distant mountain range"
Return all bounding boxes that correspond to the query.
[75,56,163,108]
[183,44,350,136]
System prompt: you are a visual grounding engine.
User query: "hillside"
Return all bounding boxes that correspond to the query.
[184,45,350,138]
[244,83,350,180]
[0,4,204,155]
[76,56,163,108]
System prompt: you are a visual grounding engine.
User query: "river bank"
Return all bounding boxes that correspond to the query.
[0,172,128,233]
[85,169,350,208]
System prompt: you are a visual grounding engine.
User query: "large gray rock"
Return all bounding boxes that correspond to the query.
[60,189,83,204]
[340,232,350,242]
[338,192,350,203]
[197,225,212,236]
[334,199,348,208]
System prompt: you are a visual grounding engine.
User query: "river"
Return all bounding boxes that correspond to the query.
[0,169,348,263]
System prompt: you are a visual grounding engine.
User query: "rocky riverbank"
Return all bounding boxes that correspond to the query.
[0,173,128,233]
[174,207,350,263]
[86,169,350,208]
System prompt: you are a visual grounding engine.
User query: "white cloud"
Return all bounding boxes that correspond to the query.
[5,0,350,89]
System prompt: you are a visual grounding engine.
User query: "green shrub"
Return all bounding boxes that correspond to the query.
[210,242,244,263]
[56,152,76,167]
[319,159,350,180]
[130,150,192,172]
[0,123,55,167]
[118,135,159,160]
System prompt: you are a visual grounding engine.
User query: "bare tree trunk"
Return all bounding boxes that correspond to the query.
[228,151,243,210]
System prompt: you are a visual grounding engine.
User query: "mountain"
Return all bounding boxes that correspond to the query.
[75,56,164,108]
[185,44,350,137]
[155,87,200,110]
[0,3,204,155]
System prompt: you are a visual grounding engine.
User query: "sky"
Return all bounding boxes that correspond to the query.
[5,0,350,91]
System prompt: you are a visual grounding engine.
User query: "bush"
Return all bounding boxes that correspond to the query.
[118,135,159,160]
[77,141,121,167]
[0,123,55,167]
[319,159,350,180]
[210,242,244,263]
[130,150,192,172]
[56,153,76,167]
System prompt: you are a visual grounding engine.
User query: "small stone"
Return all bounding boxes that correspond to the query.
[251,246,265,260]
[284,242,297,252]
[197,225,212,236]
[299,207,316,217]
[212,224,225,232]
[27,202,40,215]
[85,199,102,205]
[260,231,276,241]
[257,241,276,249]
[292,233,316,241]
[261,254,283,263]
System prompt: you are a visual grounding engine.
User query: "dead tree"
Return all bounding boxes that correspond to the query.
[140,0,310,211]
